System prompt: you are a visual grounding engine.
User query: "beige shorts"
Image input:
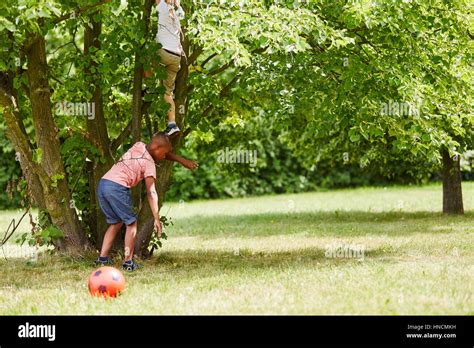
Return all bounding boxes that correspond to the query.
[158,48,181,96]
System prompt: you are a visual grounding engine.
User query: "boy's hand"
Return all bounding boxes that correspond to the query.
[165,152,199,170]
[181,158,199,170]
[154,217,163,238]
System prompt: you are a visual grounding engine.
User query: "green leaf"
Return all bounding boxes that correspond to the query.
[0,18,16,32]
[32,148,43,164]
[51,173,65,188]
[47,226,64,239]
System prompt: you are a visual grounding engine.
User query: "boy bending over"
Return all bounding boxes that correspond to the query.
[96,132,197,271]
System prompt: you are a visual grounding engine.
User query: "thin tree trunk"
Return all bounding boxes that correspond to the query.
[84,13,115,248]
[441,148,464,215]
[0,75,47,210]
[134,33,191,258]
[134,157,176,258]
[131,0,154,212]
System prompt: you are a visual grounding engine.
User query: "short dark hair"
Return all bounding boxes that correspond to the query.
[151,131,171,146]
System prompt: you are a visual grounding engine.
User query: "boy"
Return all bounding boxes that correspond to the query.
[96,132,198,271]
[145,0,185,136]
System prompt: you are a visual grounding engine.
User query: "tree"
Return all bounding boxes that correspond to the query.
[239,0,473,214]
[134,0,352,256]
[1,0,471,256]
[1,0,344,255]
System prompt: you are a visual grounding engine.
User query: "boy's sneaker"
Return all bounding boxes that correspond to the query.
[95,256,113,267]
[165,123,180,136]
[122,259,140,272]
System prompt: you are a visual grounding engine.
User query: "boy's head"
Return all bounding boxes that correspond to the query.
[148,132,172,161]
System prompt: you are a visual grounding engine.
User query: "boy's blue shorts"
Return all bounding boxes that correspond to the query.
[97,178,137,225]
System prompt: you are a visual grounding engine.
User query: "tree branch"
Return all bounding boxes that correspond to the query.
[187,45,203,66]
[208,46,268,76]
[131,0,154,142]
[187,66,246,136]
[201,52,218,68]
[208,60,234,76]
[110,90,151,154]
[110,119,132,154]
[53,0,112,24]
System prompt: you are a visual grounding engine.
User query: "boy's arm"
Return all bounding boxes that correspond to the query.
[165,152,199,170]
[145,176,163,237]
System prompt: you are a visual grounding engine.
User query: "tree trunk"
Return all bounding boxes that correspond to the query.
[0,73,47,210]
[84,14,115,248]
[441,148,464,215]
[25,32,88,252]
[134,156,176,258]
[131,0,154,213]
[134,33,191,258]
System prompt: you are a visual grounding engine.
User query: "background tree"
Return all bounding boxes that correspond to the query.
[241,0,473,214]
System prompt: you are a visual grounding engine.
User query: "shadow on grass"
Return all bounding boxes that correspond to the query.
[147,246,394,271]
[0,245,397,289]
[171,210,474,238]
[1,210,471,289]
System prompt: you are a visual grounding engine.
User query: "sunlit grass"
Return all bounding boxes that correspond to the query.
[0,183,473,314]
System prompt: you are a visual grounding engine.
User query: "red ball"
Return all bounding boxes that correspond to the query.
[88,266,126,298]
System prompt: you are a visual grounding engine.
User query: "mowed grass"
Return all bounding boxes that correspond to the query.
[0,183,473,315]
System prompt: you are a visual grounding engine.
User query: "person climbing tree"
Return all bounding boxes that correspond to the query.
[145,0,186,136]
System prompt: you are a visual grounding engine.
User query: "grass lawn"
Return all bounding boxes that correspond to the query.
[0,183,473,315]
